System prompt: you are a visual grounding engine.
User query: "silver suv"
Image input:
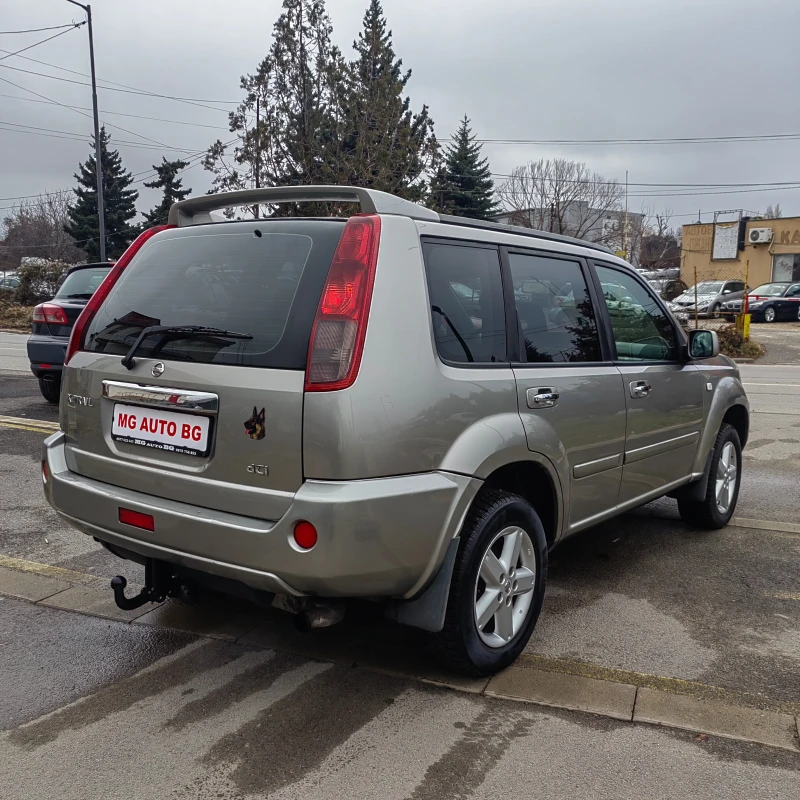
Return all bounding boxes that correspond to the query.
[42,186,749,675]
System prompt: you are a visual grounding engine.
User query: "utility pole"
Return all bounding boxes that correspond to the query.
[66,0,106,261]
[623,169,629,259]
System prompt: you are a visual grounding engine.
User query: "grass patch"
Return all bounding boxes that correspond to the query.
[716,323,765,360]
[0,304,34,331]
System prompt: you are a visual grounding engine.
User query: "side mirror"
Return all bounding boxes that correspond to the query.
[688,329,719,359]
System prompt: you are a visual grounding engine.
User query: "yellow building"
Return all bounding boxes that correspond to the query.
[681,216,800,289]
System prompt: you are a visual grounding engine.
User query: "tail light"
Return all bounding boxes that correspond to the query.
[65,225,174,366]
[305,215,381,392]
[32,303,69,325]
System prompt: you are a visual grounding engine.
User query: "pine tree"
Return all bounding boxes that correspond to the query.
[142,158,191,226]
[432,116,499,220]
[204,0,348,214]
[342,0,437,201]
[64,127,139,260]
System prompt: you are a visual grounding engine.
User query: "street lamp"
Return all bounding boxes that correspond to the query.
[65,0,106,262]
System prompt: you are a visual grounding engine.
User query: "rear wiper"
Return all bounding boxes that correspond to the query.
[62,292,94,300]
[121,325,253,370]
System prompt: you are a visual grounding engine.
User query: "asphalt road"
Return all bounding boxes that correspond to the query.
[1,333,800,796]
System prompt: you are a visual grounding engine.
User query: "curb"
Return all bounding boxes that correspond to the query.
[0,561,798,754]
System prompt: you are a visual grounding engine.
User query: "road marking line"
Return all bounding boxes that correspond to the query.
[769,591,800,601]
[0,554,97,586]
[0,414,59,431]
[730,517,800,535]
[743,382,800,387]
[0,422,55,433]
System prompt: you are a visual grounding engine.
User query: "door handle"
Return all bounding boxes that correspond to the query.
[527,387,560,408]
[630,380,651,398]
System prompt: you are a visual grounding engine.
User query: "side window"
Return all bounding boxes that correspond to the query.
[508,252,602,363]
[594,265,679,362]
[787,284,800,297]
[423,241,506,363]
[727,281,744,293]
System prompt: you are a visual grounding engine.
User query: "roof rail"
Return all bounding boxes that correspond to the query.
[167,185,439,227]
[437,213,615,255]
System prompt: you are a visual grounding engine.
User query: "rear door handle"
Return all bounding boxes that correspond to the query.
[527,387,560,408]
[630,380,651,398]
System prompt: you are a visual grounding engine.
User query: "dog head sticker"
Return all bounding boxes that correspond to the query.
[244,407,266,440]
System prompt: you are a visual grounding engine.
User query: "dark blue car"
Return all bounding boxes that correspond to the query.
[27,262,113,402]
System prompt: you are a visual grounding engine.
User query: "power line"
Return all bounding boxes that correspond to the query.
[443,133,800,146]
[0,23,81,35]
[0,73,185,150]
[0,62,238,110]
[0,92,229,130]
[0,24,84,63]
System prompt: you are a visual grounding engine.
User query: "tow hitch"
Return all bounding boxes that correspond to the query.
[110,559,196,610]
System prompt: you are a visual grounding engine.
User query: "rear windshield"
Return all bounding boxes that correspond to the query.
[84,220,345,369]
[56,266,111,299]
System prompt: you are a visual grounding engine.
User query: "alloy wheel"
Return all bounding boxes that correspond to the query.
[474,526,536,648]
[715,441,738,514]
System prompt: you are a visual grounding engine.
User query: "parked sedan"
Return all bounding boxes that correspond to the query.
[0,273,20,296]
[669,279,746,318]
[27,262,113,402]
[722,282,800,323]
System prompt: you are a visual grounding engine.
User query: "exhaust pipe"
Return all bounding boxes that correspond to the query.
[295,602,346,632]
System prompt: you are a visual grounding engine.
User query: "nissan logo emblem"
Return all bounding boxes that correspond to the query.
[152,362,165,377]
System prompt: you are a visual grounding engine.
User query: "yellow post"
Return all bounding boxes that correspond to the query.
[742,259,751,341]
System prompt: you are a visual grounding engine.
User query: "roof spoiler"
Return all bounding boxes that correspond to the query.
[167,185,440,227]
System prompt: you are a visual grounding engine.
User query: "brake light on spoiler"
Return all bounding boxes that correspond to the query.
[305,215,381,392]
[64,225,175,366]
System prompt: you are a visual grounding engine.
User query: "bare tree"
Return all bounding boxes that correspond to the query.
[637,209,681,272]
[497,158,625,239]
[764,204,783,219]
[0,191,84,270]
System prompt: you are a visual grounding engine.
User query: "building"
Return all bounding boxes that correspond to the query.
[681,215,800,288]
[495,204,645,263]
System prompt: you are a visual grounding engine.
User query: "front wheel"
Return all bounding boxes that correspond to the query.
[678,423,742,529]
[764,306,776,323]
[430,489,547,676]
[38,375,61,404]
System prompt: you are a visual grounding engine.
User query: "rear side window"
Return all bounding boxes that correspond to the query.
[423,241,506,364]
[84,220,345,369]
[509,252,601,363]
[55,266,111,299]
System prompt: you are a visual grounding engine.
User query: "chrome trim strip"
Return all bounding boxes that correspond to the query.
[573,452,623,479]
[101,380,219,414]
[624,431,699,465]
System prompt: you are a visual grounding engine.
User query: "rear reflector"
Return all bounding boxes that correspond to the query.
[33,303,69,325]
[65,225,175,366]
[118,508,155,531]
[305,215,381,392]
[293,521,318,550]
[42,460,48,484]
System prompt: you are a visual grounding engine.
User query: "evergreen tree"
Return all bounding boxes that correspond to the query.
[142,158,191,226]
[204,0,348,214]
[65,127,138,260]
[342,0,438,201]
[432,116,499,220]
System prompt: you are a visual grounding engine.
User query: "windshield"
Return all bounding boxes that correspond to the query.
[690,282,723,294]
[84,220,344,369]
[55,266,112,299]
[750,283,787,297]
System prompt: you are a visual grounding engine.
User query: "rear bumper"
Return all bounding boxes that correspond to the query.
[43,431,480,600]
[27,333,68,375]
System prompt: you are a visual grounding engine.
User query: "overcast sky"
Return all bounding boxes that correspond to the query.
[2,0,799,228]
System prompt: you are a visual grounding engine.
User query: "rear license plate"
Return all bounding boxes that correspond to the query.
[111,403,211,457]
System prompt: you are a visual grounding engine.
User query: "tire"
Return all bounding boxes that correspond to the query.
[430,489,548,676]
[796,306,800,322]
[710,303,720,317]
[678,423,742,530]
[764,306,776,323]
[38,375,61,404]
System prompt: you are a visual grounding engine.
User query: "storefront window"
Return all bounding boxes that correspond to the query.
[772,254,800,282]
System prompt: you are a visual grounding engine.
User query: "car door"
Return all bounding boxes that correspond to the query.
[507,249,626,530]
[779,284,800,320]
[592,263,705,506]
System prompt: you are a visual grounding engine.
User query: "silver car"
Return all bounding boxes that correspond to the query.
[42,186,749,675]
[669,279,746,318]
